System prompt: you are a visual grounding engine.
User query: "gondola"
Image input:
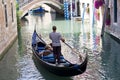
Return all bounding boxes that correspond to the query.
[31,30,88,76]
[31,6,48,14]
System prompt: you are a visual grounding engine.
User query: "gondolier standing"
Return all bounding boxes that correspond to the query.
[49,26,65,64]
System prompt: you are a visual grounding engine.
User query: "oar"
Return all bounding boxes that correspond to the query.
[63,42,83,61]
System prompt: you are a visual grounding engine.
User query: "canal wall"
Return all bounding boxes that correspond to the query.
[105,0,120,40]
[0,0,17,60]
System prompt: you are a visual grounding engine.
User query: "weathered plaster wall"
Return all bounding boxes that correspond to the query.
[106,0,120,39]
[0,0,17,59]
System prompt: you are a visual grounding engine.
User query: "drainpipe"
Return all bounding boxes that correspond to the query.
[101,0,109,37]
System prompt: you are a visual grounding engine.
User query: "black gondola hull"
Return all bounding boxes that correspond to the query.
[32,31,88,76]
[32,45,88,76]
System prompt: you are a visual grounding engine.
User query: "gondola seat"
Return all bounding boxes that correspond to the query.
[42,54,66,63]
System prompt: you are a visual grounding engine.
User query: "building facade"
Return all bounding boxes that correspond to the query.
[105,0,120,39]
[0,0,17,58]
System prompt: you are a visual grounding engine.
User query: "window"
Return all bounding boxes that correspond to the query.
[4,4,8,27]
[114,0,117,22]
[11,3,14,22]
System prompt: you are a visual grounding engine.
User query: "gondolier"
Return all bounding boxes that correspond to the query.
[49,26,65,64]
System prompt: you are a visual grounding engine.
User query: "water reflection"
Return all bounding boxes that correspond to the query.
[17,26,24,56]
[0,41,19,80]
[101,34,120,80]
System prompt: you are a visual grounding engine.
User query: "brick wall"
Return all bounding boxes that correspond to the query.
[0,0,17,56]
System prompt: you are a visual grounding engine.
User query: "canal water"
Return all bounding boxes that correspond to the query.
[0,12,120,80]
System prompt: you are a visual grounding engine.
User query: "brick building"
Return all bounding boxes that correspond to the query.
[0,0,17,59]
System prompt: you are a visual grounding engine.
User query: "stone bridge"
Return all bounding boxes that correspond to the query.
[19,0,64,18]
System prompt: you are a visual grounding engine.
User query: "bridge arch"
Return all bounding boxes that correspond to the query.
[19,0,63,18]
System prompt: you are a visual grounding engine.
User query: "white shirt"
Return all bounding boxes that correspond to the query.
[49,32,62,46]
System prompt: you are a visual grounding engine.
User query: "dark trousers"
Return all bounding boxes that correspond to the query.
[53,46,61,64]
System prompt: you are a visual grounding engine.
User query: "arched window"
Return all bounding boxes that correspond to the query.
[4,4,8,27]
[11,3,14,22]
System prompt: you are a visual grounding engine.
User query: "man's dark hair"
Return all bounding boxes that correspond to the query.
[52,26,56,30]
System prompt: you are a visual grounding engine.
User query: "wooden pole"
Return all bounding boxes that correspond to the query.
[70,0,73,19]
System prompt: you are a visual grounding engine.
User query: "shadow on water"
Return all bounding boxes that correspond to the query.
[32,55,73,80]
[101,33,120,80]
[72,33,81,49]
[51,13,64,21]
[17,26,24,56]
